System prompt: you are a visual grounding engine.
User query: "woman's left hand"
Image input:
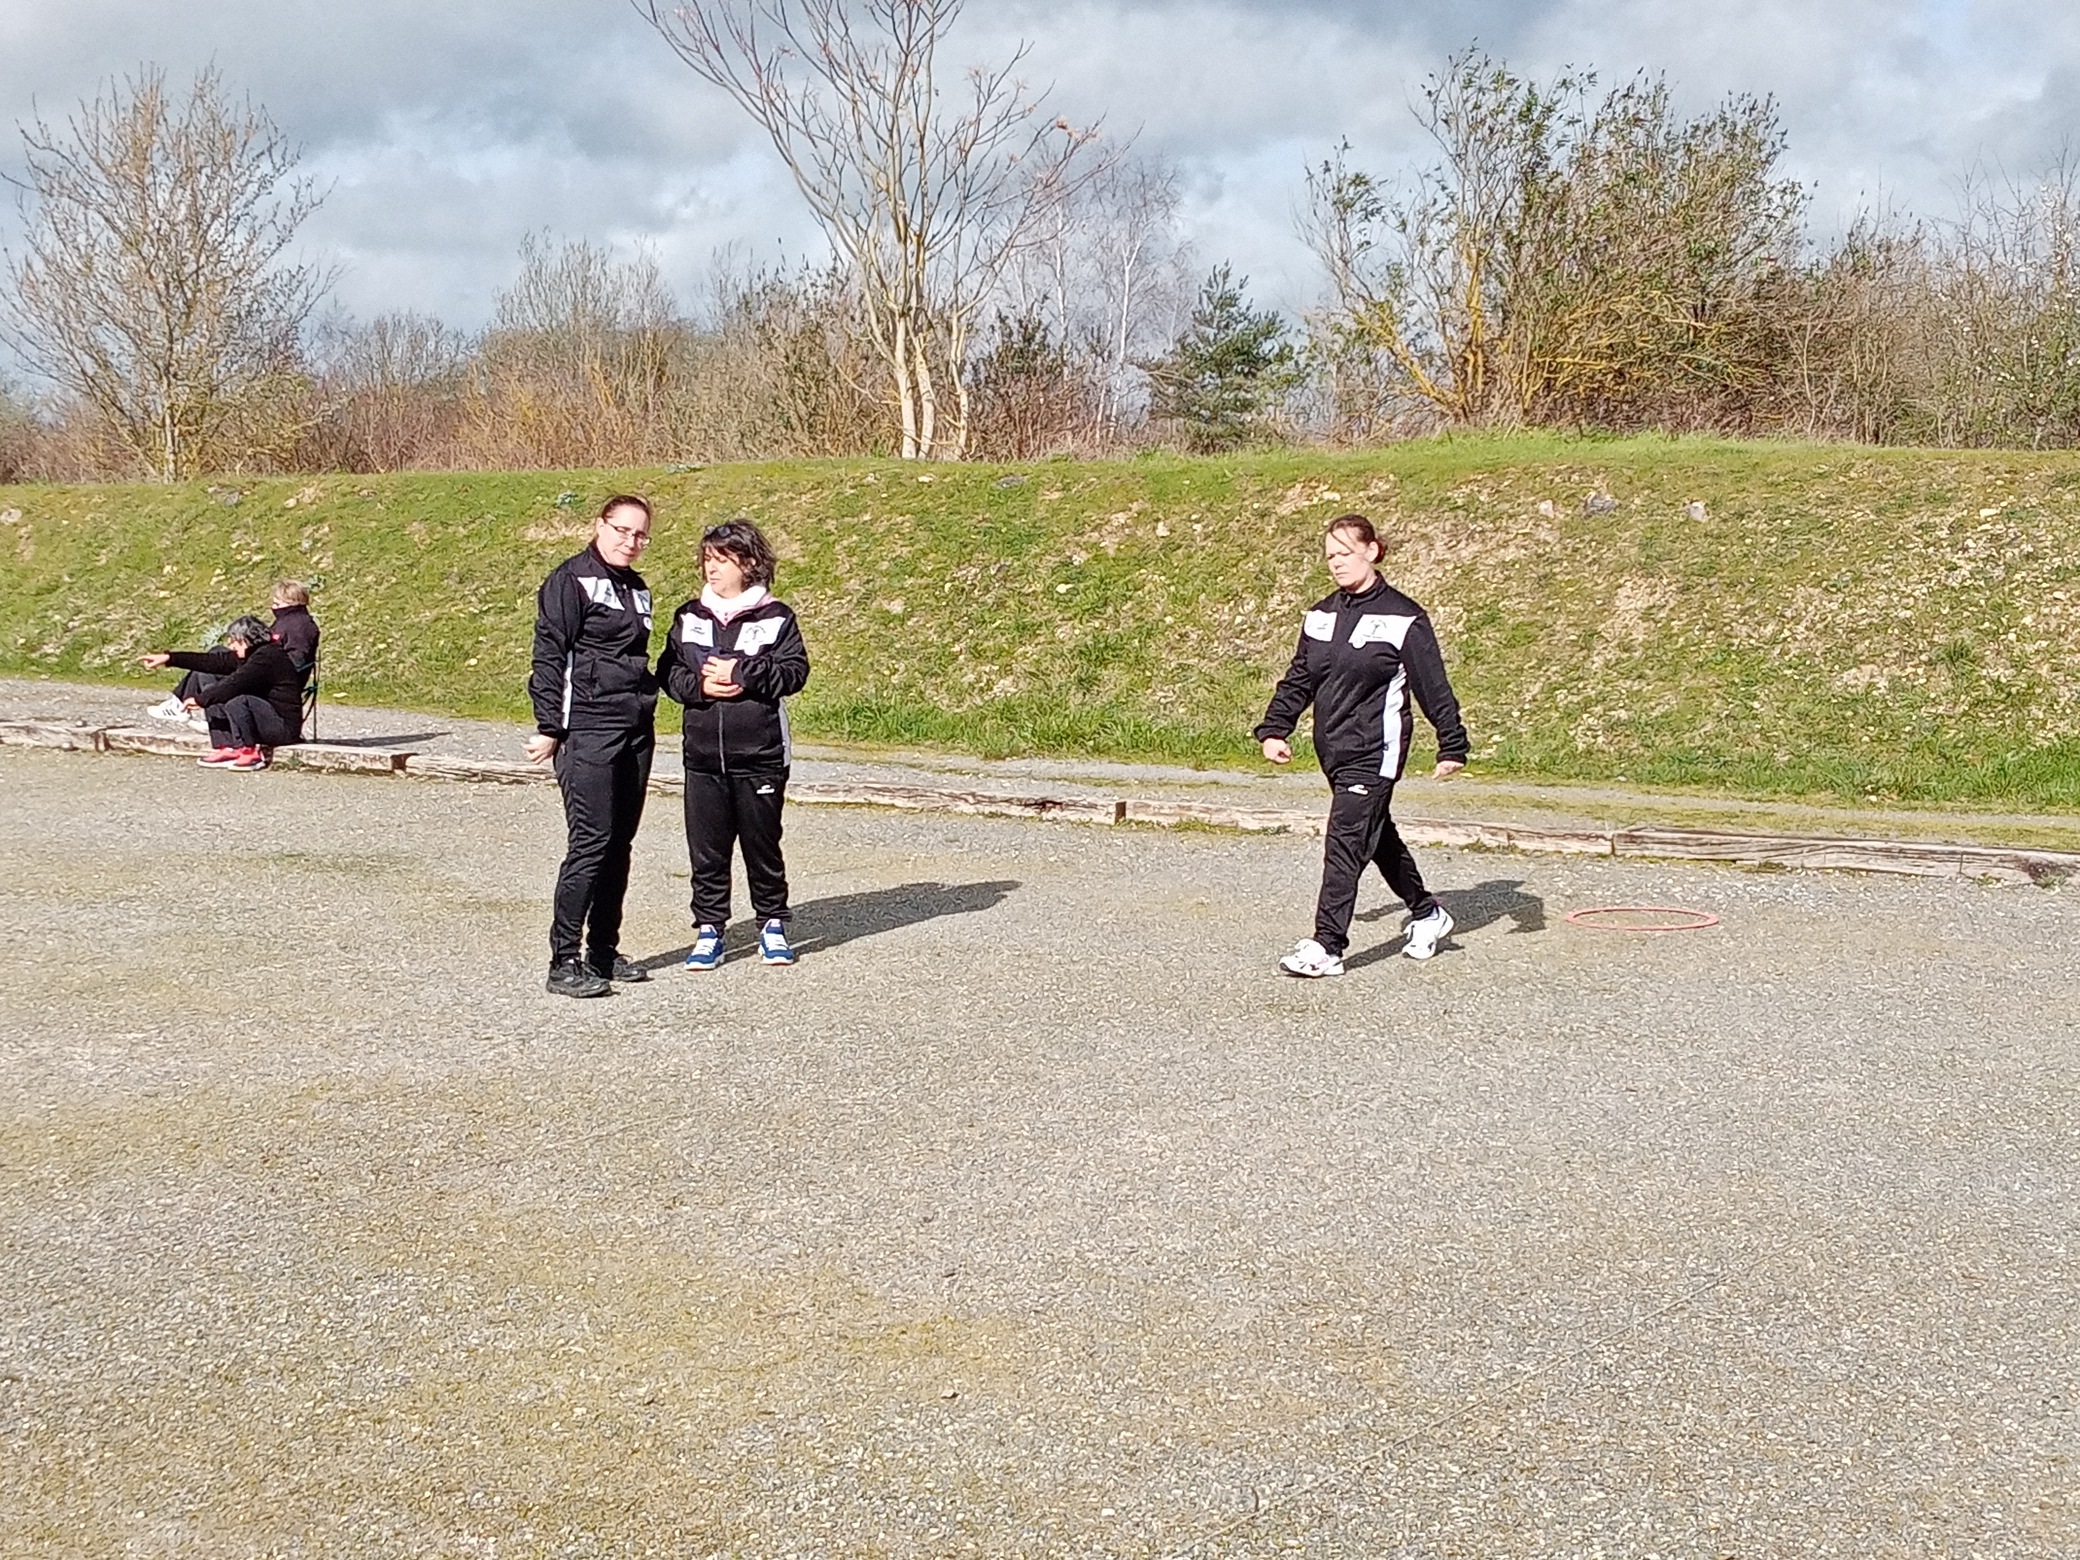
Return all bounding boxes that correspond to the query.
[1434,759,1465,779]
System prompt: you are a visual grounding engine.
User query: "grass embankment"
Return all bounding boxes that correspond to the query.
[4,436,2080,809]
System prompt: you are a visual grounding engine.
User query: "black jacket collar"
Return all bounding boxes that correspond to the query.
[585,542,644,585]
[1337,573,1389,608]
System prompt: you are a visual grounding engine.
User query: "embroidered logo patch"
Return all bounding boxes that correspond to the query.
[1350,613,1416,649]
[735,618,783,656]
[1346,783,1370,795]
[681,613,714,647]
[1303,609,1337,642]
[580,577,621,610]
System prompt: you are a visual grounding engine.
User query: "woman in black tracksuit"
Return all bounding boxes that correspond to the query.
[1254,513,1471,978]
[656,519,810,969]
[527,495,660,999]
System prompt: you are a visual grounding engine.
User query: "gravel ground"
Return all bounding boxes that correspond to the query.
[2,744,2077,1558]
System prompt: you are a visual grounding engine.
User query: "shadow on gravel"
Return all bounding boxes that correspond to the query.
[1346,877,1546,968]
[638,879,1020,969]
[305,730,449,748]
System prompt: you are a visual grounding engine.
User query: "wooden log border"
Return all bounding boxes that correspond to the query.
[4,717,2076,886]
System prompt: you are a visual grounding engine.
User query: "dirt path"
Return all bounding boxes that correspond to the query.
[12,671,2080,851]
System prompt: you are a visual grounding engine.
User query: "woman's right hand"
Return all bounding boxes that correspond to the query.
[140,652,170,669]
[1261,737,1292,765]
[524,734,559,763]
[700,657,741,698]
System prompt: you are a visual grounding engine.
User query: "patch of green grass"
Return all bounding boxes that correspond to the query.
[5,435,2080,809]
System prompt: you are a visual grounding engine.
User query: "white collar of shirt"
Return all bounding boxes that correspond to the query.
[702,584,769,624]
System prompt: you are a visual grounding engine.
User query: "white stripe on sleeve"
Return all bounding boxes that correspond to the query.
[1378,668,1408,777]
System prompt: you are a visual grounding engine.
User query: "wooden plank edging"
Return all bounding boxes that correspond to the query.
[1612,826,2079,886]
[4,717,2076,884]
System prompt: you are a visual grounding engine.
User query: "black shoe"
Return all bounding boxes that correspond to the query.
[592,955,649,984]
[546,960,611,998]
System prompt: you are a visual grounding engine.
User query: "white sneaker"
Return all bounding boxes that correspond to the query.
[145,695,187,721]
[1403,906,1455,961]
[186,712,209,733]
[1279,938,1345,978]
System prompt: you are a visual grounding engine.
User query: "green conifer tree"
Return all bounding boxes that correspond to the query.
[1142,264,1296,450]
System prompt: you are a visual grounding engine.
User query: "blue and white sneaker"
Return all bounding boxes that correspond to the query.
[684,924,724,971]
[759,919,796,965]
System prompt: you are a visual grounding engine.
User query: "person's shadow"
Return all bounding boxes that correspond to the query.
[639,879,1019,969]
[1346,877,1545,968]
[306,730,449,749]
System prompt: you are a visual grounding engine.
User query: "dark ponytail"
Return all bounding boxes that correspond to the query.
[1326,513,1382,555]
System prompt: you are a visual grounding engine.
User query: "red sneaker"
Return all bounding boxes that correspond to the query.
[197,746,241,767]
[229,746,271,771]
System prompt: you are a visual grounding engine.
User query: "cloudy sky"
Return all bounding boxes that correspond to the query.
[0,0,2074,330]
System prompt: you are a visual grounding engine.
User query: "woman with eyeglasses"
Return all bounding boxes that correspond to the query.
[526,494,660,998]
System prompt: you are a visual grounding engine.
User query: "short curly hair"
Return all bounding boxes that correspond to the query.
[701,518,777,587]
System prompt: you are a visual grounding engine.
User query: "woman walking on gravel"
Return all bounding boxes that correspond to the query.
[657,519,810,970]
[527,495,659,999]
[1254,514,1470,978]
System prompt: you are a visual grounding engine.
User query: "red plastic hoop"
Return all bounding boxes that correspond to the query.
[1564,905,1721,932]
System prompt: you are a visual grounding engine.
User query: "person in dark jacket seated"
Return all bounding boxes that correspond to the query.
[146,579,319,726]
[266,578,320,671]
[140,614,305,770]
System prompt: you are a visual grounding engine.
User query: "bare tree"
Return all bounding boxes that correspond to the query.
[1005,152,1195,439]
[1300,52,1804,435]
[0,374,38,481]
[308,310,471,471]
[458,234,685,468]
[1,67,331,480]
[637,0,1098,458]
[696,250,887,456]
[1298,58,1574,429]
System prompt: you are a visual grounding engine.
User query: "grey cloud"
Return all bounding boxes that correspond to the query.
[2,0,2077,332]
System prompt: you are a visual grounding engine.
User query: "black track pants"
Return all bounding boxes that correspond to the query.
[175,670,221,703]
[550,730,653,967]
[683,769,791,927]
[1312,769,1438,956]
[208,694,295,749]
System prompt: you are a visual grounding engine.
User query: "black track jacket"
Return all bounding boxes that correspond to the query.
[168,642,306,739]
[528,545,657,740]
[1254,575,1470,780]
[657,593,809,773]
[270,603,319,669]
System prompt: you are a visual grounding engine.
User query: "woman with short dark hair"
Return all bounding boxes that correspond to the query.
[656,517,810,969]
[1254,513,1471,977]
[141,615,305,770]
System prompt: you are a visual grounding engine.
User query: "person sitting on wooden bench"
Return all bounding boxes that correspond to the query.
[140,614,305,771]
[146,579,319,728]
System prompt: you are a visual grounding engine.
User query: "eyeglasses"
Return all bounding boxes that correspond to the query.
[600,518,651,547]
